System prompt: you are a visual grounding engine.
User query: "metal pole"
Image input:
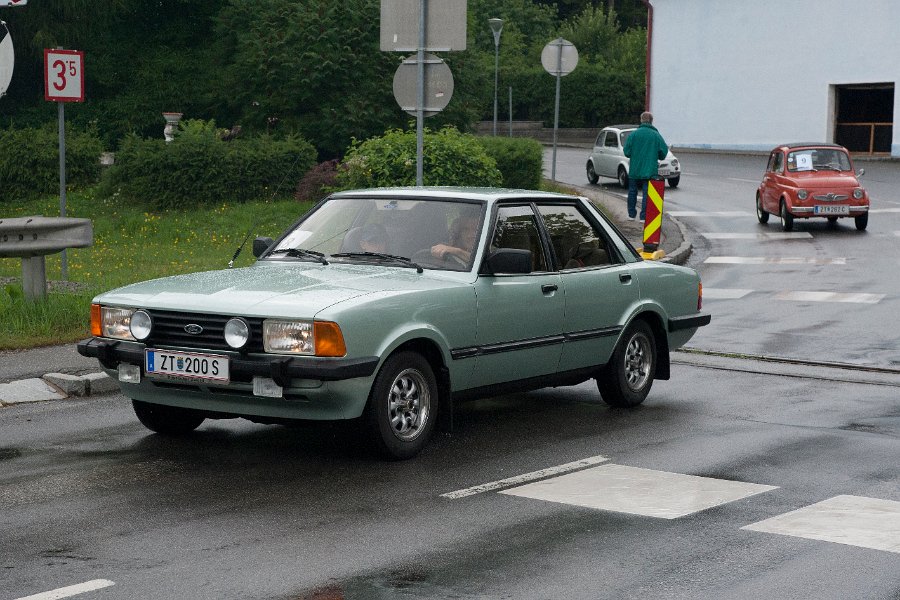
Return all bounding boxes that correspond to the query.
[415,0,426,186]
[551,38,562,182]
[58,99,68,280]
[492,42,499,136]
[508,86,512,137]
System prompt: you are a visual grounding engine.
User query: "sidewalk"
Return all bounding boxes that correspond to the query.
[0,197,692,407]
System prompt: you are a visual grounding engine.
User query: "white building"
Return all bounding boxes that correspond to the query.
[646,0,898,156]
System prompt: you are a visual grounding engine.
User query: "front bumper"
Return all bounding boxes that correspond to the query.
[76,337,379,387]
[790,204,868,216]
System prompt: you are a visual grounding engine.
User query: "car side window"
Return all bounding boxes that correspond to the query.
[604,132,617,148]
[771,152,783,173]
[491,205,548,273]
[537,204,614,270]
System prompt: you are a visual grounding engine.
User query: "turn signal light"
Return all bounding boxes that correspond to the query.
[90,303,102,336]
[314,321,347,357]
[698,282,703,311]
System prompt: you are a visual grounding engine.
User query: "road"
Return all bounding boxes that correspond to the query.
[1,151,899,599]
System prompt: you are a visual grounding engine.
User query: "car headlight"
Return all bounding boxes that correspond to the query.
[130,310,152,340]
[224,317,250,349]
[263,319,346,356]
[93,305,136,340]
[797,189,808,200]
[853,188,865,200]
[671,159,679,169]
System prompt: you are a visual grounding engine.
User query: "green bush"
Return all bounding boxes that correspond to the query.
[336,127,503,189]
[475,136,543,189]
[0,123,104,202]
[99,119,317,209]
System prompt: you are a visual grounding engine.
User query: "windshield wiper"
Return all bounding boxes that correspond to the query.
[268,248,329,265]
[331,252,423,273]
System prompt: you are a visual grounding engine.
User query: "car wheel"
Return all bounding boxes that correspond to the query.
[855,213,868,231]
[132,399,205,435]
[617,167,629,188]
[780,200,794,232]
[596,320,655,408]
[586,161,599,184]
[365,351,437,460]
[756,193,769,224]
[668,175,680,188]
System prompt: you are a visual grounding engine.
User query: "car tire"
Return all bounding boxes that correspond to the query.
[855,213,868,231]
[586,161,599,185]
[780,200,794,232]
[596,320,655,408]
[668,176,680,188]
[365,351,437,460]
[617,167,629,189]
[132,399,205,435]
[756,193,769,224]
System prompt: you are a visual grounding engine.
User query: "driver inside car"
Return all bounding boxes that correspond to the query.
[429,214,479,265]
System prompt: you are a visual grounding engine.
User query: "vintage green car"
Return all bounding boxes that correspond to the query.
[78,188,710,459]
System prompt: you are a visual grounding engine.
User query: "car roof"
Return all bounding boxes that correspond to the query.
[328,187,581,203]
[602,124,638,131]
[773,143,848,151]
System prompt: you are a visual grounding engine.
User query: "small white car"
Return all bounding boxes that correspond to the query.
[586,125,681,188]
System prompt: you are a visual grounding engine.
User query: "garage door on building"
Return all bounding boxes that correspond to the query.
[834,84,894,154]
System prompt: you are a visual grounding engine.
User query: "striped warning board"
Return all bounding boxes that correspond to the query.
[640,179,665,259]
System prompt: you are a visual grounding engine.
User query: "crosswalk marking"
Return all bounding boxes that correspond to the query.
[668,211,752,217]
[701,232,812,240]
[702,288,753,299]
[14,580,115,600]
[743,495,900,554]
[705,256,847,265]
[774,291,885,304]
[869,207,900,213]
[499,464,777,519]
[440,455,609,499]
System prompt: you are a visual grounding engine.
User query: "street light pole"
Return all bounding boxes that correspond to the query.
[489,18,503,137]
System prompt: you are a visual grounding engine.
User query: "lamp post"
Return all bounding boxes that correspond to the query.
[489,18,503,136]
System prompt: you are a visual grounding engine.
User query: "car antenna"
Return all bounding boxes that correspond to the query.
[226,146,310,268]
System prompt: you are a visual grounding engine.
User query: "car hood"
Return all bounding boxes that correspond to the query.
[782,172,860,188]
[94,262,461,318]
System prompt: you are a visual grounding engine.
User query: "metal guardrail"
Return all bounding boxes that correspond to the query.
[0,216,93,299]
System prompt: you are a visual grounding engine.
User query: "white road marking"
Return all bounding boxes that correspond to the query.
[441,455,609,499]
[705,256,847,265]
[726,177,761,183]
[774,290,884,304]
[500,464,777,519]
[893,231,900,237]
[701,232,812,240]
[668,211,752,217]
[869,207,900,213]
[702,288,754,299]
[743,495,900,554]
[15,580,115,600]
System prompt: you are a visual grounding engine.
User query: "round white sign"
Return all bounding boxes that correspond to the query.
[0,25,13,96]
[541,38,579,76]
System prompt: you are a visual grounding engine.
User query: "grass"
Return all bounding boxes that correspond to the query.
[0,179,591,350]
[0,188,312,350]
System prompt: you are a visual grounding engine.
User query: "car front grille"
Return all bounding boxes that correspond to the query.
[813,193,848,201]
[145,310,265,353]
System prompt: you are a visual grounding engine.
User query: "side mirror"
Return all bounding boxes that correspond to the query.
[856,168,865,178]
[252,236,274,258]
[483,248,532,274]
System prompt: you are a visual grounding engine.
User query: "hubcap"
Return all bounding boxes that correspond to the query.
[623,333,651,391]
[387,368,430,441]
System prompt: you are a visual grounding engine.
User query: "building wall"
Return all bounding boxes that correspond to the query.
[648,0,900,155]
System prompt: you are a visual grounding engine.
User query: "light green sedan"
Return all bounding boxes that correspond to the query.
[78,188,710,459]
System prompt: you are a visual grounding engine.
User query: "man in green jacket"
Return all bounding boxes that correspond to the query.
[623,111,669,221]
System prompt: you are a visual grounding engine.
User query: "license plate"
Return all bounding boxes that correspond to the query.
[145,349,230,383]
[814,205,849,215]
[658,168,671,177]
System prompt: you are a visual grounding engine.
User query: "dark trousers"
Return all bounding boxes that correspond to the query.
[627,177,649,220]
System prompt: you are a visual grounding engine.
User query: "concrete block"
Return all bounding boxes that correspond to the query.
[83,371,120,396]
[43,373,87,397]
[0,378,67,404]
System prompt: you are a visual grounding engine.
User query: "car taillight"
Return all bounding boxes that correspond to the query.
[698,282,703,310]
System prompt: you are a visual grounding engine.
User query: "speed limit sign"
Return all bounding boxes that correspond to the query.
[44,49,84,102]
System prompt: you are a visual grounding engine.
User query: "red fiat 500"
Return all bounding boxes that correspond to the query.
[756,143,869,231]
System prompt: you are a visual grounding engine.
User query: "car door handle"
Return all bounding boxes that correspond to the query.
[619,273,632,283]
[541,284,558,294]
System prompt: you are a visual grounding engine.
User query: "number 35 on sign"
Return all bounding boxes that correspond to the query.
[44,48,84,102]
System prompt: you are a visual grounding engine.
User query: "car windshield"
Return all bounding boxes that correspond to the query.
[269,198,486,272]
[787,148,852,172]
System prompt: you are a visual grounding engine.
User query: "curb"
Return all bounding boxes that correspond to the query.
[0,371,116,406]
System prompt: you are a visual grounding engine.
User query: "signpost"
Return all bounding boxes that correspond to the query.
[541,38,578,181]
[381,0,465,185]
[44,48,85,281]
